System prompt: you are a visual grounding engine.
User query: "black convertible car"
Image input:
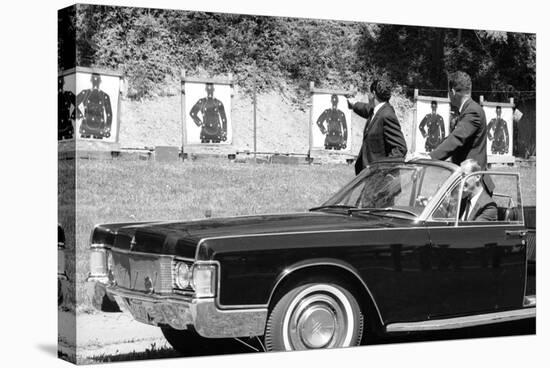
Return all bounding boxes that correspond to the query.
[88,159,536,353]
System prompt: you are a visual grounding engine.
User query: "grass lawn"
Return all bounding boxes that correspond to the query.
[60,158,536,312]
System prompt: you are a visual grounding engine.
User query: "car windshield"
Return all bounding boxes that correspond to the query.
[315,162,454,217]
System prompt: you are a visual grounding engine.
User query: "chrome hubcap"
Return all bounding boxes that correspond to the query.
[283,285,354,350]
[300,306,337,348]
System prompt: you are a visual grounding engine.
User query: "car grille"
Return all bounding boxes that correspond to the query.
[110,251,173,293]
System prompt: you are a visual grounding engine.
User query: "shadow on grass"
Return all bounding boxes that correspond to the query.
[82,318,534,363]
[85,339,259,363]
[85,346,182,364]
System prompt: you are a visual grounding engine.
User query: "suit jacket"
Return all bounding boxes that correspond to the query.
[429,99,488,167]
[459,190,498,222]
[428,98,494,193]
[353,102,407,175]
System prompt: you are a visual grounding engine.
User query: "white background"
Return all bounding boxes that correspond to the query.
[184,82,233,145]
[0,0,547,368]
[483,105,514,157]
[311,93,352,153]
[414,99,451,154]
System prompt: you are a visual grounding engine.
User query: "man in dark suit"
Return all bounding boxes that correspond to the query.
[409,71,494,193]
[347,79,408,175]
[429,72,489,167]
[458,159,497,222]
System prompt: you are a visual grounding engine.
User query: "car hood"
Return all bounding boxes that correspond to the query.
[92,211,416,258]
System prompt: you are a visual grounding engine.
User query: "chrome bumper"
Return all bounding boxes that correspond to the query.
[92,282,268,338]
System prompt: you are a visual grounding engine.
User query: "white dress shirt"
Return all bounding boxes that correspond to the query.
[463,189,483,220]
[459,97,470,114]
[372,101,386,118]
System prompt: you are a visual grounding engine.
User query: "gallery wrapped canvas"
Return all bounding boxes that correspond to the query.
[58,3,536,364]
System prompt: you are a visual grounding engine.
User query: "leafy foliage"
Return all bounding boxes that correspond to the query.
[67,4,535,104]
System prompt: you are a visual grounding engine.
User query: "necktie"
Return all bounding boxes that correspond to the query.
[364,115,373,135]
[462,199,471,221]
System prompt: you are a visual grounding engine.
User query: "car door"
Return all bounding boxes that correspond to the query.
[328,163,436,323]
[425,172,526,319]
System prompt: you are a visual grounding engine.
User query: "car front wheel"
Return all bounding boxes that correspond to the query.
[265,283,363,351]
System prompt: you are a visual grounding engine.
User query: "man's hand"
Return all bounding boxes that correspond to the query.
[347,97,357,110]
[405,152,430,162]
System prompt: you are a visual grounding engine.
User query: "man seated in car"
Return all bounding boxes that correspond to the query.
[459,159,497,222]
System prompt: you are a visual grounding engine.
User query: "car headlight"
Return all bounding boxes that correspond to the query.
[191,264,216,298]
[174,262,191,289]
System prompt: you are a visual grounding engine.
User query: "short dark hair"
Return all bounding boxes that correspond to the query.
[448,71,472,93]
[370,78,392,102]
[496,105,502,110]
[431,100,438,106]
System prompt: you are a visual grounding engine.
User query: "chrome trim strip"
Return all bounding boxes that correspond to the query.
[265,259,385,326]
[88,275,109,284]
[524,296,536,307]
[105,285,193,302]
[195,238,207,260]
[90,243,107,250]
[173,255,196,263]
[195,223,528,249]
[95,245,196,261]
[386,308,536,332]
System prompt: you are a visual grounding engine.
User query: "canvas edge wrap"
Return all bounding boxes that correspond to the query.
[58,4,77,364]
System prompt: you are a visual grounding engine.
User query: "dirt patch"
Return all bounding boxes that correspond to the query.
[58,310,262,363]
[59,310,170,363]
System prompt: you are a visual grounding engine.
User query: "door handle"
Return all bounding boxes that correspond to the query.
[506,230,527,239]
